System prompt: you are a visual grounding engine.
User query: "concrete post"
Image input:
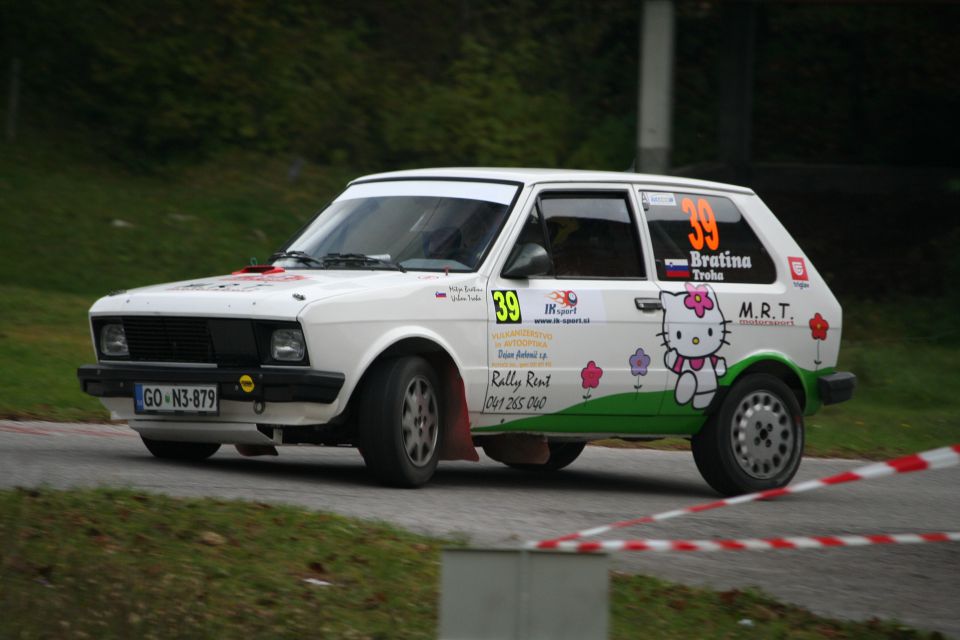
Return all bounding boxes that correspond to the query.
[637,0,675,174]
[438,548,609,640]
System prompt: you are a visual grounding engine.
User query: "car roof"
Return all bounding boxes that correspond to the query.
[350,167,755,195]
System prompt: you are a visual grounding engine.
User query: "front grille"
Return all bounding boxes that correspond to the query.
[122,317,215,363]
[96,316,302,366]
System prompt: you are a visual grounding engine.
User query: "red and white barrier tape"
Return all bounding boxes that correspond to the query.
[552,532,960,554]
[534,444,960,550]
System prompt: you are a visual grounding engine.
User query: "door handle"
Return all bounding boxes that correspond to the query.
[635,298,663,312]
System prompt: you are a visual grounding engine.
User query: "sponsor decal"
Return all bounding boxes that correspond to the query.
[664,258,690,278]
[490,328,553,369]
[546,290,578,308]
[689,250,753,282]
[491,289,605,326]
[239,375,255,393]
[483,369,552,412]
[788,257,808,280]
[168,274,308,292]
[541,290,583,321]
[647,192,677,207]
[224,274,308,282]
[788,256,810,289]
[737,301,794,326]
[170,282,271,292]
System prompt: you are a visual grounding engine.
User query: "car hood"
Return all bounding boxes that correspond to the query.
[88,269,450,319]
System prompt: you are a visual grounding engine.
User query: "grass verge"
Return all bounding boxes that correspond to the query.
[0,488,942,640]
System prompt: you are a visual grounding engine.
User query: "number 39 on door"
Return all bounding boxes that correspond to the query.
[491,290,522,324]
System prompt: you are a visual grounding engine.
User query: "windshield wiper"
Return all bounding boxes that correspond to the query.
[270,250,326,268]
[320,253,407,272]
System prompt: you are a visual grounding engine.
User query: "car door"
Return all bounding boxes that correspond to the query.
[483,185,667,419]
[640,187,780,415]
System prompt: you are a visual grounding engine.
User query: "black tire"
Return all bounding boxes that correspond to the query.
[358,356,443,487]
[141,437,220,461]
[507,441,587,472]
[691,374,804,496]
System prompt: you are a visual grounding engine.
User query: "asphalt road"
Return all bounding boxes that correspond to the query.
[1,421,958,637]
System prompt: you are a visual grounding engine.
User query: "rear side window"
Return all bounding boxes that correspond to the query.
[642,191,775,284]
[534,193,645,278]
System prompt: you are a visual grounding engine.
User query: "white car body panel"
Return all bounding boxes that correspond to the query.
[81,168,847,447]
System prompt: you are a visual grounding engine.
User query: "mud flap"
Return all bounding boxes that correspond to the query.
[438,361,480,462]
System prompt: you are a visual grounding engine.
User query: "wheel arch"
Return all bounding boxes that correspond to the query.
[344,333,478,461]
[723,352,811,412]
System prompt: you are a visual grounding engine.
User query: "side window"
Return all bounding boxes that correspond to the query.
[526,193,644,278]
[643,191,776,284]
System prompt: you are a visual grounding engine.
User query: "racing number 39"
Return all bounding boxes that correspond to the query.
[491,290,522,324]
[683,197,720,251]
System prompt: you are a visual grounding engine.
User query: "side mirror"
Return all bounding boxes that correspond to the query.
[502,243,551,278]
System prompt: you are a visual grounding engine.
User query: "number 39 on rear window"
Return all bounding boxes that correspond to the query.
[491,290,522,324]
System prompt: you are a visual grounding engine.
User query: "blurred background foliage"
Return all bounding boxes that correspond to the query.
[3,0,957,169]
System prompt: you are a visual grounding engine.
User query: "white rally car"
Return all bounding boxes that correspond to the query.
[79,169,855,495]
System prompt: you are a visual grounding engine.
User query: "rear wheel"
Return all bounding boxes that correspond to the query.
[691,374,804,496]
[358,356,442,487]
[506,441,586,472]
[141,437,220,461]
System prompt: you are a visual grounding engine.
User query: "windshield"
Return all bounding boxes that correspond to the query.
[276,180,518,272]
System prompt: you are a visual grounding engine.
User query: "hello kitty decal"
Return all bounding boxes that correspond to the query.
[659,283,731,409]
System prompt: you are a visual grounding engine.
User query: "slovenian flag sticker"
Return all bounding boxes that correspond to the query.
[664,258,690,278]
[435,291,447,298]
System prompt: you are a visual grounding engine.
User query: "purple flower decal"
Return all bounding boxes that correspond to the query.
[629,347,651,393]
[683,282,714,318]
[629,348,650,377]
[580,360,603,400]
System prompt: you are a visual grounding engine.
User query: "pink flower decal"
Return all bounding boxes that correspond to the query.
[683,283,714,318]
[580,360,603,400]
[809,313,829,341]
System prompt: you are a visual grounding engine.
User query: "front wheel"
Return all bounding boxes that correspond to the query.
[358,356,443,487]
[691,374,804,496]
[141,437,220,461]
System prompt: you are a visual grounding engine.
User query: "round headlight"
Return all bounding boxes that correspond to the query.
[271,328,305,362]
[100,323,129,357]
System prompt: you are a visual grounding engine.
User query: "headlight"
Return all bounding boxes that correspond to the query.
[100,323,129,357]
[271,328,306,362]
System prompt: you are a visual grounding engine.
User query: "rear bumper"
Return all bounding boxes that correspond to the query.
[817,371,857,405]
[77,363,345,404]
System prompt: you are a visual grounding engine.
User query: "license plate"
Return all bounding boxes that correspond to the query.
[134,383,219,415]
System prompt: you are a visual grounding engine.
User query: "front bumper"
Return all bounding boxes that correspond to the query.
[77,363,345,404]
[817,371,857,405]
